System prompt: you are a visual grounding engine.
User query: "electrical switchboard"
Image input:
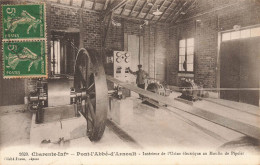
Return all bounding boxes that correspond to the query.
[113,51,132,83]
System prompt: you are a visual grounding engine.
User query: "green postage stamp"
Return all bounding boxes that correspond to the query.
[2,4,45,40]
[2,3,47,78]
[3,41,47,78]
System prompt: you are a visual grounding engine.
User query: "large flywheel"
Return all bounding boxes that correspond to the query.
[74,48,108,141]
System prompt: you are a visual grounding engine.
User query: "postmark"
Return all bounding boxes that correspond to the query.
[2,4,45,40]
[3,41,47,78]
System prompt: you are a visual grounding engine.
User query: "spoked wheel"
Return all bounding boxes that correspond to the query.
[74,48,108,141]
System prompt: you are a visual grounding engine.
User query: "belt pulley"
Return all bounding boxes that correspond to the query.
[28,48,108,142]
[73,48,108,141]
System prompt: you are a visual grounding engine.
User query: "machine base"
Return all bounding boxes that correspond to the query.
[30,105,87,145]
[108,97,133,126]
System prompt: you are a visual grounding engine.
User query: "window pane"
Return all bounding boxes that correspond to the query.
[187,55,194,64]
[179,48,185,55]
[54,40,61,74]
[222,32,230,41]
[187,38,194,46]
[251,27,260,37]
[51,41,53,73]
[187,47,194,55]
[179,55,185,63]
[187,64,193,72]
[230,31,240,40]
[179,39,185,47]
[240,29,250,38]
[54,41,58,74]
[58,41,60,74]
[179,64,185,71]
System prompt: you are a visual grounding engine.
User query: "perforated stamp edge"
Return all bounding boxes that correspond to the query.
[2,3,46,41]
[1,2,48,79]
[2,40,48,79]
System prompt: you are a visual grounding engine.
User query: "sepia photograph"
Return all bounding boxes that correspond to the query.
[0,0,260,164]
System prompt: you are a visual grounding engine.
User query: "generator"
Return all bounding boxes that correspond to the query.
[146,82,171,97]
[178,78,204,101]
[143,79,171,107]
[27,48,108,142]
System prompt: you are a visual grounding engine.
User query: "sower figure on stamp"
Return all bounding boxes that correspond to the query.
[128,64,149,99]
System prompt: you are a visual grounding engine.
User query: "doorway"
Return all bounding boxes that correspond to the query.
[50,32,80,76]
[125,34,144,71]
[220,37,260,106]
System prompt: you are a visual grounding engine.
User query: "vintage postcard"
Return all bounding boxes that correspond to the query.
[0,0,260,165]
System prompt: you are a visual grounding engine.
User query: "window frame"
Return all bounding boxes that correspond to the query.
[178,38,195,73]
[50,31,80,76]
[221,26,260,42]
[50,39,61,75]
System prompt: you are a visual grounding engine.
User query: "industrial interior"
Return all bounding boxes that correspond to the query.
[0,0,260,153]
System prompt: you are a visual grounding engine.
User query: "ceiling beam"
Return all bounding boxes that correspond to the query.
[103,0,110,10]
[157,0,176,22]
[92,0,96,10]
[120,3,127,15]
[171,0,196,24]
[79,8,84,48]
[114,13,166,25]
[144,0,159,19]
[171,1,244,26]
[136,0,147,18]
[49,2,100,13]
[169,0,189,23]
[164,0,184,23]
[103,13,114,47]
[129,0,140,16]
[116,13,149,22]
[81,0,85,8]
[151,0,168,20]
[183,0,197,16]
[104,0,127,16]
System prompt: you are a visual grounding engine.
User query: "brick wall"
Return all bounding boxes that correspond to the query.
[105,17,170,83]
[48,4,170,84]
[168,0,260,88]
[143,24,169,82]
[105,17,142,51]
[104,17,141,77]
[50,4,102,52]
[155,24,170,82]
[5,0,256,101]
[0,0,170,105]
[0,0,104,101]
[144,25,156,78]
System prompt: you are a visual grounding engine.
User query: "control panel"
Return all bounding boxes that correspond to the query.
[113,51,132,83]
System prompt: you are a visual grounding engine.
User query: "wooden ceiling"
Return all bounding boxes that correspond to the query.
[49,0,197,24]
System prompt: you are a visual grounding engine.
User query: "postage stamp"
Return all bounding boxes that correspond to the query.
[2,4,45,40]
[3,41,47,78]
